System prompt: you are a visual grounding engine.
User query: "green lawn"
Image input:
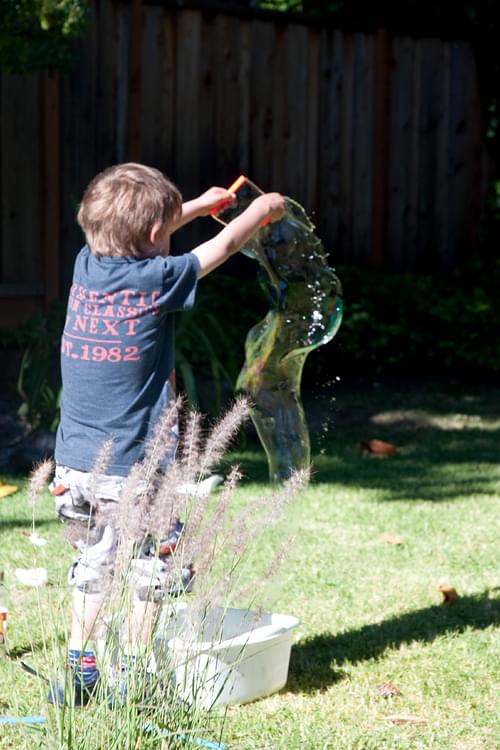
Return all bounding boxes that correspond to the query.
[1,379,499,749]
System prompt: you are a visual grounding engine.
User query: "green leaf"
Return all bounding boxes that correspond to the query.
[176,353,199,409]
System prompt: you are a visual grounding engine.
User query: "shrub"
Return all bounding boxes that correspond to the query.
[330,260,500,377]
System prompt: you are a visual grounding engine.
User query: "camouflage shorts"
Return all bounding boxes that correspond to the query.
[49,464,125,524]
[50,465,192,600]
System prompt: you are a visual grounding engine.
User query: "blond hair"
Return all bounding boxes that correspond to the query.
[77,163,182,257]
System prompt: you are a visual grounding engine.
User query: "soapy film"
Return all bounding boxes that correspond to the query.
[216,181,343,482]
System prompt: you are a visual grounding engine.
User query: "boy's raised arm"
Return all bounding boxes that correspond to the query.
[191,193,285,278]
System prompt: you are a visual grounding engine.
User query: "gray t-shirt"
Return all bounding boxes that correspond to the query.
[55,246,200,475]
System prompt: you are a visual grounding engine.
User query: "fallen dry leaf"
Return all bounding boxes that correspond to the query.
[377,682,402,698]
[381,533,404,545]
[0,483,18,498]
[385,714,427,725]
[438,584,459,605]
[359,439,397,457]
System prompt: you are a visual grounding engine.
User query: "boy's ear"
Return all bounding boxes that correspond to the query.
[150,222,162,245]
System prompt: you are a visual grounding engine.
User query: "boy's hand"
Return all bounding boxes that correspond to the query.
[196,187,236,216]
[174,187,237,230]
[251,192,286,224]
[192,191,287,278]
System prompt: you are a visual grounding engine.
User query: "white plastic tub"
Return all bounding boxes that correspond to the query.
[155,603,299,708]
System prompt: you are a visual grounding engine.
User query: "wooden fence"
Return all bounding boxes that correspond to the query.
[0,0,487,325]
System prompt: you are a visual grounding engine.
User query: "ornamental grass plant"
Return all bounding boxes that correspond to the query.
[2,397,307,750]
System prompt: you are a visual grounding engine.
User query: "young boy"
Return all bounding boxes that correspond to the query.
[49,162,285,705]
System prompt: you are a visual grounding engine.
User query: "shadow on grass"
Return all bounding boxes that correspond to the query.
[229,424,500,501]
[287,590,500,693]
[228,381,500,500]
[0,517,60,531]
[7,637,66,659]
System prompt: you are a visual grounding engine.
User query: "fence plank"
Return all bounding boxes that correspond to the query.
[174,10,202,196]
[270,22,288,193]
[214,13,243,187]
[40,72,60,305]
[96,0,120,169]
[282,24,311,203]
[416,38,447,269]
[446,41,476,269]
[466,44,486,256]
[388,35,419,271]
[172,10,202,252]
[339,32,354,263]
[351,33,374,264]
[236,19,251,176]
[116,1,129,162]
[371,28,391,268]
[435,40,450,270]
[137,8,178,176]
[161,11,178,176]
[249,20,276,190]
[306,28,320,214]
[1,75,41,285]
[59,0,100,289]
[318,29,343,260]
[128,0,144,160]
[139,4,161,165]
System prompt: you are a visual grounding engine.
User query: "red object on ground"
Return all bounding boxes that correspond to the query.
[359,439,397,457]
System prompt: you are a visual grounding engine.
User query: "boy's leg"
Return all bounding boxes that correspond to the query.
[49,472,118,706]
[62,527,163,707]
[69,588,107,650]
[51,588,105,706]
[125,597,159,647]
[48,522,117,705]
[47,591,105,706]
[50,466,193,705]
[107,582,160,707]
[108,537,194,707]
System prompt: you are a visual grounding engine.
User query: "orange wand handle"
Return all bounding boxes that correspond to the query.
[209,175,248,216]
[210,175,272,227]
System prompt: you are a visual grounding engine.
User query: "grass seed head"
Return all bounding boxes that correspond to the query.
[27,458,54,505]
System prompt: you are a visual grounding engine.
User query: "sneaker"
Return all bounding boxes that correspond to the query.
[107,656,151,709]
[47,671,100,706]
[178,474,223,498]
[140,519,184,559]
[55,497,95,525]
[166,561,195,596]
[158,519,184,557]
[48,651,100,706]
[133,560,195,602]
